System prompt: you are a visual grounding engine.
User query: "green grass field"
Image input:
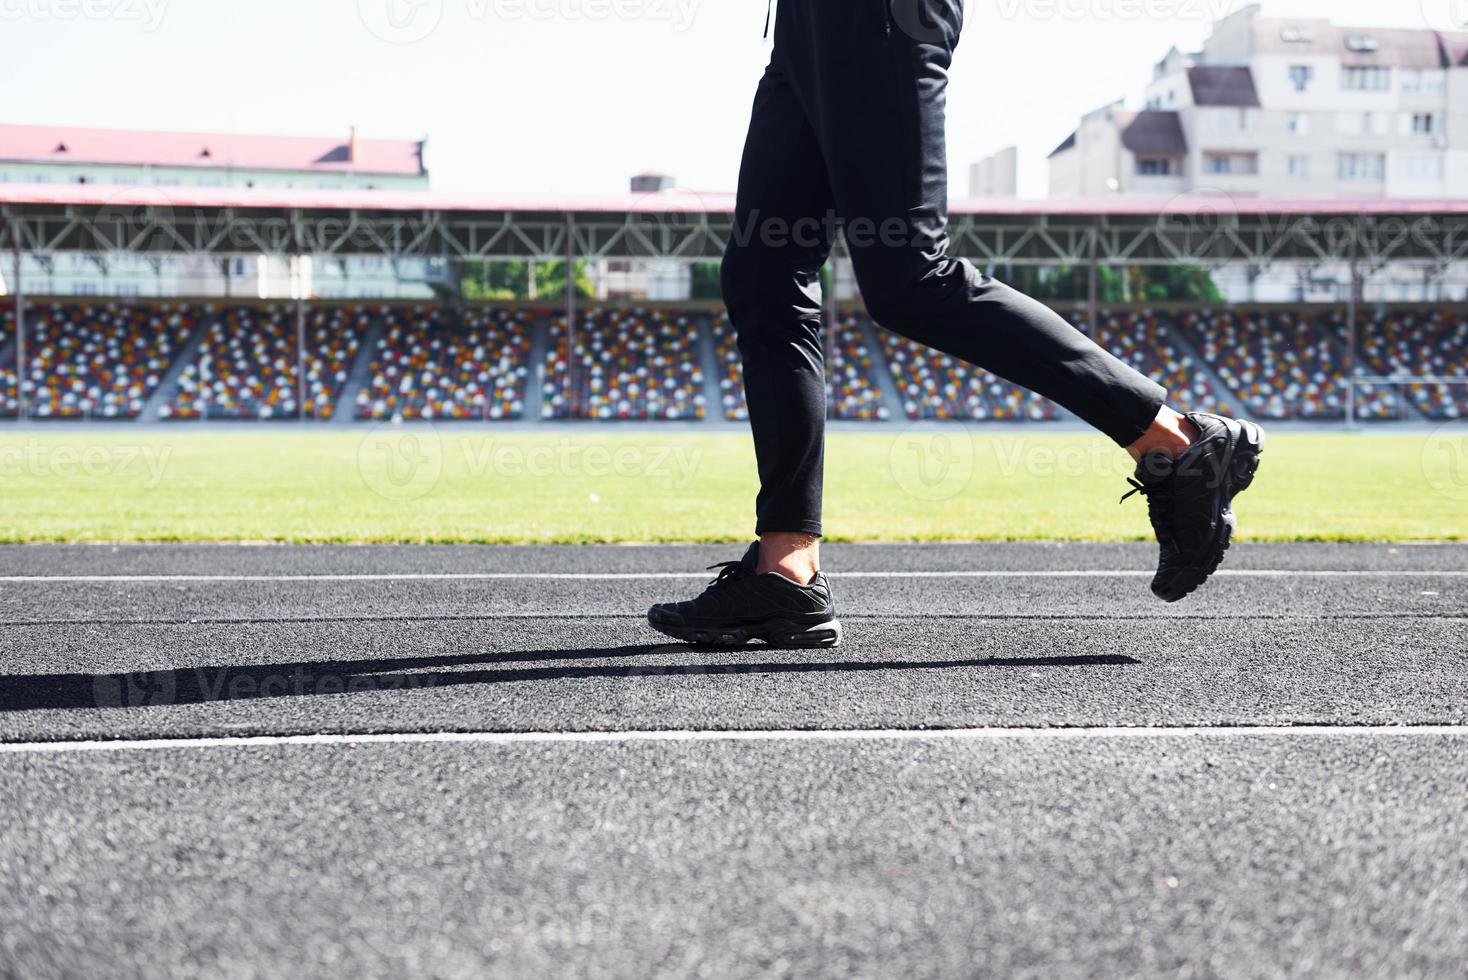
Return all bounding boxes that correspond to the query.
[0,428,1462,543]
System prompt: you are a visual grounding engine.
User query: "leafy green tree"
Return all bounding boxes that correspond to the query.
[461,260,595,301]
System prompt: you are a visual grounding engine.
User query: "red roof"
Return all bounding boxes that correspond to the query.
[1,183,1466,217]
[0,123,425,176]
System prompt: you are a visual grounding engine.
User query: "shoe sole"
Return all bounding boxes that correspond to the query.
[647,616,843,649]
[1155,418,1266,603]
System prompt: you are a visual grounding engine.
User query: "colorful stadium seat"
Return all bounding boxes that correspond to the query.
[357,306,532,421]
[879,318,1057,421]
[543,308,706,420]
[1087,309,1231,417]
[1358,308,1468,420]
[20,303,198,419]
[165,305,365,420]
[1179,308,1395,420]
[0,309,16,418]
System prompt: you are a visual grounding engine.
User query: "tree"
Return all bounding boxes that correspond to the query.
[461,260,596,301]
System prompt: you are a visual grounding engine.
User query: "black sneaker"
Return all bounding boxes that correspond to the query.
[647,542,842,648]
[1123,412,1266,603]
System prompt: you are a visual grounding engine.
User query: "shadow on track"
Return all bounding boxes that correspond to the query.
[0,646,1139,712]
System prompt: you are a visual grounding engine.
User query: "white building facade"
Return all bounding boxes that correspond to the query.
[0,124,435,299]
[1048,5,1468,301]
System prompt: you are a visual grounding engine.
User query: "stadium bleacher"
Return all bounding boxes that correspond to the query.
[1088,309,1232,417]
[827,313,891,420]
[543,308,707,420]
[0,309,16,417]
[711,312,747,422]
[1358,308,1468,420]
[1179,308,1397,420]
[163,305,364,420]
[356,306,532,421]
[881,324,1058,421]
[0,300,1462,424]
[18,303,198,419]
[712,311,892,421]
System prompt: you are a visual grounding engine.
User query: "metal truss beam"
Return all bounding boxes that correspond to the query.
[1,204,1464,271]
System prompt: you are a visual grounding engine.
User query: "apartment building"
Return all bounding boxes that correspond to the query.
[1049,5,1468,199]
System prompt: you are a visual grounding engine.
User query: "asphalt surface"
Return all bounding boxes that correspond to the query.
[1,543,1465,979]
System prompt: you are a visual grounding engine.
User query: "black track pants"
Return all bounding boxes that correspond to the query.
[724,0,1167,537]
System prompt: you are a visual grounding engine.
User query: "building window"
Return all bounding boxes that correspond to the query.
[1287,113,1310,135]
[1344,34,1380,53]
[1340,112,1386,136]
[1398,155,1444,181]
[1135,157,1177,177]
[1401,69,1446,95]
[1343,66,1391,92]
[1204,152,1259,176]
[1210,110,1244,134]
[1288,65,1314,92]
[1338,153,1385,181]
[1288,155,1310,179]
[1410,112,1439,135]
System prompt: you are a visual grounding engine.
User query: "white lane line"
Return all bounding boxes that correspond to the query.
[2,725,1465,755]
[0,570,1465,584]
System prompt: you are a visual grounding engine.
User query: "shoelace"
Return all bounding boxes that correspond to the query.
[1121,478,1173,536]
[1119,478,1153,504]
[705,560,752,590]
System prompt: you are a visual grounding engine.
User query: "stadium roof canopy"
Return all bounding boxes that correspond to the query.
[0,124,425,177]
[2,184,1466,270]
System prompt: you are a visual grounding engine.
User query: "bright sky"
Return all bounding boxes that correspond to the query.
[0,0,1454,198]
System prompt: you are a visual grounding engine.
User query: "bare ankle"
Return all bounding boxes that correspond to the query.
[1127,406,1197,462]
[757,532,820,584]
